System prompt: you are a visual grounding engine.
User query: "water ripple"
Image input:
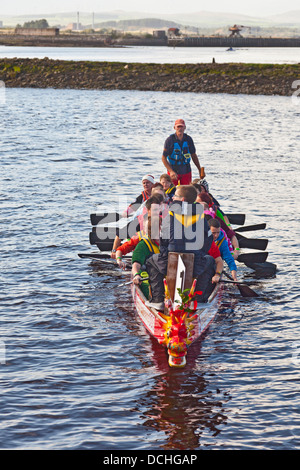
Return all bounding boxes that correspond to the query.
[0,87,299,450]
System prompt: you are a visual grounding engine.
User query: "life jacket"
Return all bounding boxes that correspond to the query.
[137,209,147,231]
[167,140,191,166]
[215,230,233,252]
[204,208,216,218]
[136,230,144,241]
[165,184,176,202]
[214,233,226,250]
[220,228,234,252]
[167,201,204,253]
[142,191,150,202]
[140,234,160,255]
[165,184,176,196]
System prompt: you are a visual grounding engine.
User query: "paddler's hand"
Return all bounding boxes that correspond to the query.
[133,274,142,285]
[169,170,178,182]
[117,258,127,270]
[212,273,221,284]
[111,250,116,259]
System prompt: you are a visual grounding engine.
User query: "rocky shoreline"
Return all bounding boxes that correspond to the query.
[0,58,299,96]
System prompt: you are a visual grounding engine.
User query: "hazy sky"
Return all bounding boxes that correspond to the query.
[1,0,299,17]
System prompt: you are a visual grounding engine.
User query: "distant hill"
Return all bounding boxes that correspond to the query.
[160,11,269,27]
[266,10,300,24]
[1,9,300,29]
[97,17,180,30]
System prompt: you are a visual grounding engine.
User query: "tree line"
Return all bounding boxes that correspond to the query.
[16,19,49,29]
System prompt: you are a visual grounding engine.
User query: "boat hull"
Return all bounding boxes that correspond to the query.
[132,282,222,367]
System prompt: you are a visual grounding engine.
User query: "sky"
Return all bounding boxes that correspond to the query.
[1,0,299,18]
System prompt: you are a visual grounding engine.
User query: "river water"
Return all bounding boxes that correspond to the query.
[1,84,300,451]
[0,44,300,64]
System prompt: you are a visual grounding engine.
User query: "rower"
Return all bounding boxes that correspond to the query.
[122,174,155,217]
[192,179,221,207]
[131,215,161,299]
[145,185,215,310]
[199,192,240,258]
[208,218,238,282]
[111,194,163,260]
[159,173,176,201]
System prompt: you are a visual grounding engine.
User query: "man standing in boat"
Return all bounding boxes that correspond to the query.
[162,119,202,185]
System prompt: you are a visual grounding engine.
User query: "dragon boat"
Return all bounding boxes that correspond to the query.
[132,252,222,367]
[79,210,276,368]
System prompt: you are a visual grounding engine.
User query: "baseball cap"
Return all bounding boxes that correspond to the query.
[174,119,185,127]
[142,174,155,184]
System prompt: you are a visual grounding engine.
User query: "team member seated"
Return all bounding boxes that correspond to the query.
[145,185,215,310]
[208,218,238,282]
[111,194,163,260]
[159,173,176,201]
[131,216,161,299]
[122,174,155,217]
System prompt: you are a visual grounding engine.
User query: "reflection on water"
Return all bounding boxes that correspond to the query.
[1,87,300,449]
[138,336,230,450]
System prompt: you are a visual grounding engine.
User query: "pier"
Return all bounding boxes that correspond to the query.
[168,36,300,47]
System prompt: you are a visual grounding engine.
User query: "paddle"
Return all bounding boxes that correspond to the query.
[90,212,122,226]
[118,277,149,288]
[237,236,268,251]
[79,253,112,259]
[91,212,246,227]
[237,252,268,264]
[235,223,266,233]
[221,279,256,286]
[78,253,131,261]
[226,214,245,225]
[222,272,259,297]
[88,235,270,263]
[246,261,277,278]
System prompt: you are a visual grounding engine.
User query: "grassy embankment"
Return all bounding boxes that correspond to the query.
[0,58,299,95]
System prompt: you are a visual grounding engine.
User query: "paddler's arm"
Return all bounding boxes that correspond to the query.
[231,237,240,259]
[132,262,142,284]
[131,241,148,284]
[116,249,127,270]
[211,257,224,283]
[162,154,178,182]
[111,235,121,258]
[191,153,202,178]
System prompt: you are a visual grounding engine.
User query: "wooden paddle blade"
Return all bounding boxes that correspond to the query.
[221,279,259,297]
[78,253,111,259]
[89,217,140,251]
[237,252,268,264]
[227,214,245,225]
[235,223,266,233]
[238,238,268,251]
[237,284,259,297]
[89,232,114,251]
[90,212,121,226]
[245,261,277,278]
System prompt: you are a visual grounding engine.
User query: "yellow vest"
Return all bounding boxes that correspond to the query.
[140,235,160,255]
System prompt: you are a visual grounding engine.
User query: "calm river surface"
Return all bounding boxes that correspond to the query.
[1,85,300,450]
[0,44,300,64]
